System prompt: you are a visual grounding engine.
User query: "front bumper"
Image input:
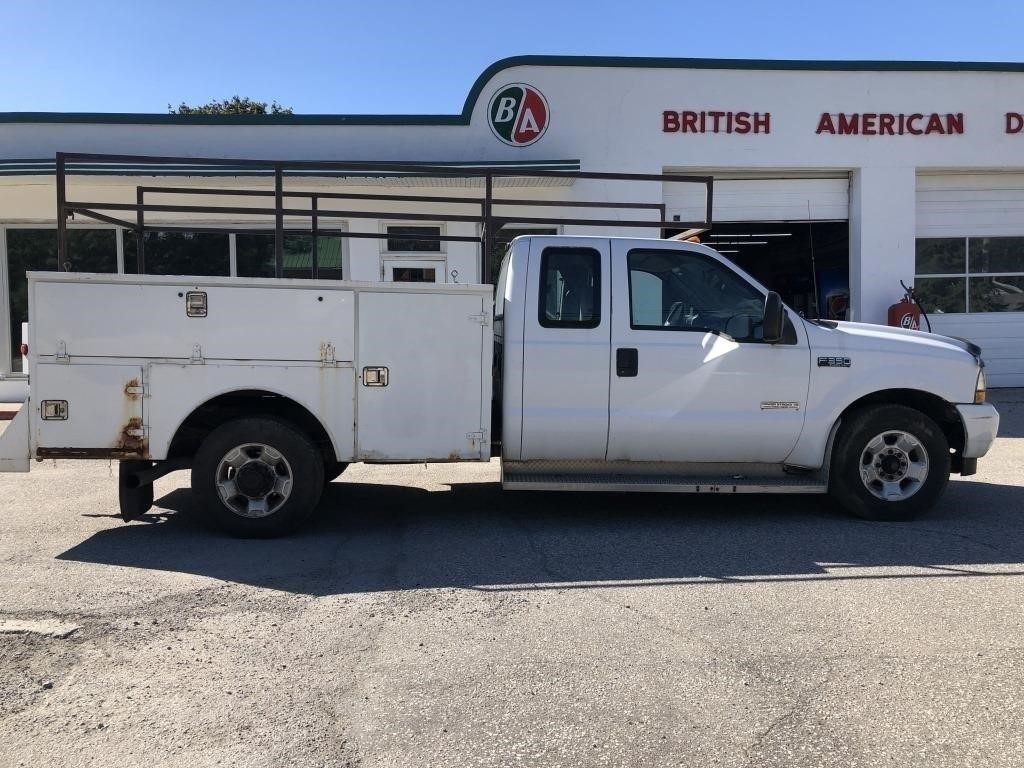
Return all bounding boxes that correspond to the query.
[956,403,1000,459]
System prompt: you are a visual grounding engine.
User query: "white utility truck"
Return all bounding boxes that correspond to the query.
[0,235,999,536]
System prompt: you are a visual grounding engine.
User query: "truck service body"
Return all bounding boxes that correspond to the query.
[0,235,1000,535]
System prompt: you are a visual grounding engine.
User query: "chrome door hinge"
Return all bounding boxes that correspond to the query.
[190,344,204,364]
[466,430,487,445]
[55,340,69,363]
[468,313,490,327]
[124,384,146,397]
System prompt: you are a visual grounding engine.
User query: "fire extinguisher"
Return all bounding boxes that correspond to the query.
[887,280,932,332]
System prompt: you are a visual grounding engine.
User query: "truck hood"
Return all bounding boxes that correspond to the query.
[805,319,983,365]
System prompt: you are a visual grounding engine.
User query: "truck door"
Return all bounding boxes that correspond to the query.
[519,238,611,460]
[607,243,810,463]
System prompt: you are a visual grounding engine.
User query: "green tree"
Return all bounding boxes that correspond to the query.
[168,96,293,115]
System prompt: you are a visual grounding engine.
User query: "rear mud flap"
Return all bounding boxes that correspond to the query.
[118,460,155,522]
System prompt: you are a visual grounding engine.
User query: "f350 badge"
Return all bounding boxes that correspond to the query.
[818,356,852,368]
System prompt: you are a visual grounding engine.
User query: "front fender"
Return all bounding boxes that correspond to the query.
[957,403,1000,458]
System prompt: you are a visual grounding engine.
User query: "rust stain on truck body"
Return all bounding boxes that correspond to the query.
[118,416,148,456]
[124,378,142,401]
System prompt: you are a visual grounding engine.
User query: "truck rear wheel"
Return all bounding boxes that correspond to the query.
[192,416,324,537]
[830,404,950,521]
[325,462,349,483]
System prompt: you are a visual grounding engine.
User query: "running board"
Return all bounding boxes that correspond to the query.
[502,460,827,494]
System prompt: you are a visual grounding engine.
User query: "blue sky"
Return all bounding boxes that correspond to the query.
[2,1,1022,114]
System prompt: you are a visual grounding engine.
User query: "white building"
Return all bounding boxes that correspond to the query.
[1,55,1023,394]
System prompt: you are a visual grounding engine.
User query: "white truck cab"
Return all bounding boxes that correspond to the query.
[496,237,997,505]
[0,235,999,536]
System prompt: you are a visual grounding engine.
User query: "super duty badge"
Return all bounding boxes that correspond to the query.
[818,356,852,368]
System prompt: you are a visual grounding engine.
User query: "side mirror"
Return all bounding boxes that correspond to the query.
[763,291,785,343]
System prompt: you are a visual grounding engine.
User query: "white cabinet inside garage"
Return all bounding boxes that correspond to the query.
[917,173,1024,387]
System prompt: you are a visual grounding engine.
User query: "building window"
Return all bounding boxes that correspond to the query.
[384,224,442,253]
[236,233,344,280]
[392,266,437,283]
[915,237,1024,313]
[123,231,230,276]
[6,228,117,372]
[538,247,601,328]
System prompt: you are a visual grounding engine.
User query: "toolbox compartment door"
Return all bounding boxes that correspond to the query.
[33,363,147,459]
[356,291,490,461]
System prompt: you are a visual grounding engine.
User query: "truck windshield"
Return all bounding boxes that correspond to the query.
[628,248,766,341]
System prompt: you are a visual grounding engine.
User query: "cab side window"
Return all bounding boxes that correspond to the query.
[539,247,601,328]
[628,248,766,341]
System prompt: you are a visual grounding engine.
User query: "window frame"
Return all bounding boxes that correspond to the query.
[380,222,446,255]
[381,257,445,283]
[625,247,771,343]
[914,236,1024,314]
[233,226,348,280]
[537,246,602,330]
[123,228,232,278]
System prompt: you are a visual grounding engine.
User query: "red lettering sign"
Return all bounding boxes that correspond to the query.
[667,109,1002,137]
[661,110,771,134]
[813,112,964,136]
[1007,113,1024,134]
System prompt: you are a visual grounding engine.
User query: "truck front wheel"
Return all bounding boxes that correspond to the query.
[192,416,324,537]
[830,404,950,521]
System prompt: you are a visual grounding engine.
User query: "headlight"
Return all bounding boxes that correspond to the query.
[975,369,987,404]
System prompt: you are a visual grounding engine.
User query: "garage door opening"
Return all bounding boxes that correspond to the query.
[667,221,850,320]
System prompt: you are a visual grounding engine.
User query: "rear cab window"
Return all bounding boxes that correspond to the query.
[538,247,601,328]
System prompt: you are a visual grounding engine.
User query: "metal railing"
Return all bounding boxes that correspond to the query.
[55,152,713,283]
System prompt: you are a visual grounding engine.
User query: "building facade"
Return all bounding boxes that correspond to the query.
[1,55,1023,396]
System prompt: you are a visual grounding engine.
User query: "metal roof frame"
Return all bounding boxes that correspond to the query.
[56,152,713,282]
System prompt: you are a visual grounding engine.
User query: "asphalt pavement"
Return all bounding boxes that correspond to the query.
[1,391,1022,767]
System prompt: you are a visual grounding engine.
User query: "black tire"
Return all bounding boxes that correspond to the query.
[830,404,950,521]
[325,462,349,483]
[118,461,154,522]
[191,416,324,537]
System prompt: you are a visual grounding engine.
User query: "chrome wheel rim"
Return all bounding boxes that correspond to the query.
[859,430,929,502]
[215,443,293,518]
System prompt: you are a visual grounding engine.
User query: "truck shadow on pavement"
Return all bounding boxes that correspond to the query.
[58,476,1024,595]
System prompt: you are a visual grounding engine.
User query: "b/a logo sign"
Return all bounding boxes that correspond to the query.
[488,84,549,146]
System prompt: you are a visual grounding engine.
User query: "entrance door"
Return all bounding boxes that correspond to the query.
[607,243,810,464]
[519,238,611,460]
[701,221,850,321]
[384,259,445,283]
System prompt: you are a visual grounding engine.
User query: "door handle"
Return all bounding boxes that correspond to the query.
[616,348,638,377]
